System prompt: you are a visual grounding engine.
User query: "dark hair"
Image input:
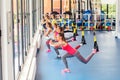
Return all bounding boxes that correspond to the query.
[58,33,66,42]
[42,16,45,19]
[45,15,50,19]
[47,22,53,29]
[53,14,56,19]
[54,23,58,28]
[58,27,64,33]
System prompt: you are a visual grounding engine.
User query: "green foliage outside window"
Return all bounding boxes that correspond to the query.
[102,4,116,18]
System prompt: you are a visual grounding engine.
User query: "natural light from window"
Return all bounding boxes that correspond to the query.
[101,0,116,4]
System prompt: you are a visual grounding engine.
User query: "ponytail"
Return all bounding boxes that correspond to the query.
[58,33,66,42]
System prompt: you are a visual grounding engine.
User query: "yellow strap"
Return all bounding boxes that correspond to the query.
[60,19,62,22]
[52,19,57,25]
[94,26,96,30]
[82,30,84,36]
[64,21,66,24]
[73,28,76,33]
[94,36,97,42]
[72,23,74,26]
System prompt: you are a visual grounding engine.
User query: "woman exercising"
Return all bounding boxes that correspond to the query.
[47,26,75,59]
[49,33,97,73]
[44,22,53,53]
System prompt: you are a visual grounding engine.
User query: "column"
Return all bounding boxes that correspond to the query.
[60,0,62,14]
[116,0,120,38]
[69,0,71,11]
[51,0,53,12]
[29,0,33,43]
[1,0,14,79]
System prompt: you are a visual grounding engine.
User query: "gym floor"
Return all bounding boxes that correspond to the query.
[35,31,120,80]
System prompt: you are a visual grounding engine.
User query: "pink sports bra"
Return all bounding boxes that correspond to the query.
[62,43,77,55]
[54,31,59,37]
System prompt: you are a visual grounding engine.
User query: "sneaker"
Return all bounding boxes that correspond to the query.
[76,33,79,36]
[62,68,70,73]
[56,55,61,59]
[92,49,97,54]
[46,49,51,53]
[71,38,76,41]
[79,43,83,46]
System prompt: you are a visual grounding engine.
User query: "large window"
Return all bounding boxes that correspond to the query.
[12,0,31,79]
[102,4,116,18]
[53,0,60,13]
[44,0,51,14]
[32,0,37,36]
[101,0,116,18]
[12,0,19,79]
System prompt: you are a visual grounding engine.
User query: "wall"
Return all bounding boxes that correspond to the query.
[116,0,120,38]
[0,0,2,78]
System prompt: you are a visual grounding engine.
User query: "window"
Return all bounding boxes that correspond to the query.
[12,0,19,78]
[102,4,116,18]
[44,0,51,14]
[12,0,30,79]
[32,0,37,36]
[108,4,116,18]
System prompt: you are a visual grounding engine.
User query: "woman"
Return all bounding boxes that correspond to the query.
[46,24,63,56]
[51,14,57,26]
[52,26,74,57]
[46,26,73,58]
[47,26,76,58]
[44,22,53,53]
[49,33,97,73]
[41,16,46,30]
[46,23,62,55]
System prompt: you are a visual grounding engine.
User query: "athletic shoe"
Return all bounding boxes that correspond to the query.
[79,43,83,46]
[76,33,79,36]
[92,49,97,54]
[56,55,61,59]
[71,38,76,41]
[46,49,51,53]
[62,68,70,73]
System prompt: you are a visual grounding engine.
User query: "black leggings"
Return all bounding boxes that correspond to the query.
[62,51,94,68]
[53,47,62,56]
[46,39,52,50]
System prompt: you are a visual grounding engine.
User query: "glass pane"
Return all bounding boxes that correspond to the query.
[102,4,107,14]
[53,0,60,13]
[23,0,27,57]
[44,0,51,14]
[18,0,23,67]
[24,0,30,54]
[32,0,37,36]
[108,4,116,18]
[62,0,65,13]
[13,0,19,78]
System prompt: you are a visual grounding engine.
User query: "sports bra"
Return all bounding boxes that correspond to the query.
[62,43,77,55]
[54,31,59,37]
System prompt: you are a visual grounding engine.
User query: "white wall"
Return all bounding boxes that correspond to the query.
[116,0,120,38]
[0,0,2,79]
[1,0,14,80]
